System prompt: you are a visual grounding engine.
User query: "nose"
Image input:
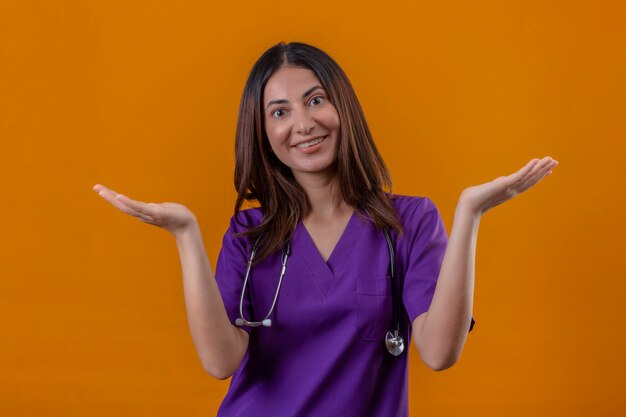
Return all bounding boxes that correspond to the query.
[294,106,315,135]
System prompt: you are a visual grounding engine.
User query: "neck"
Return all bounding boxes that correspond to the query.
[293,171,350,220]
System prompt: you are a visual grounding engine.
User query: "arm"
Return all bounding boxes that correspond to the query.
[175,221,249,380]
[91,184,249,379]
[412,200,478,371]
[412,156,558,371]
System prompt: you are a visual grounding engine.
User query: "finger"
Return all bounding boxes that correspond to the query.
[96,188,147,219]
[94,185,160,224]
[95,186,123,204]
[94,185,124,201]
[518,168,550,193]
[115,194,159,222]
[529,157,556,180]
[501,158,547,197]
[518,158,556,192]
[135,212,156,223]
[115,195,159,222]
[93,184,116,194]
[115,194,150,215]
[507,158,540,188]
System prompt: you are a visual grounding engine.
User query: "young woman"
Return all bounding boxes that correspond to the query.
[93,41,558,416]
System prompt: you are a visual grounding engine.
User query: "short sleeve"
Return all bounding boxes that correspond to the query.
[402,198,475,333]
[214,215,254,335]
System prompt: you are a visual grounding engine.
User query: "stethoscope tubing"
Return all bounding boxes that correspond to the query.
[236,234,291,328]
[235,227,405,355]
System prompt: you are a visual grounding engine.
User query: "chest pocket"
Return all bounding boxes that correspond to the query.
[356,275,393,341]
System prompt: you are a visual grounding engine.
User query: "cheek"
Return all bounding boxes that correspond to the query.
[328,108,341,130]
[266,121,291,141]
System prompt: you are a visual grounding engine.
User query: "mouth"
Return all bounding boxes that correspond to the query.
[292,135,329,149]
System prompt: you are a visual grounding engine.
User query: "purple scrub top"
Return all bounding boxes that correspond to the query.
[214,194,475,417]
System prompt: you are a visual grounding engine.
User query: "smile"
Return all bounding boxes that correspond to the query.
[294,135,328,149]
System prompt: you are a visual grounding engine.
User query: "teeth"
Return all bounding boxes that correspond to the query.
[297,136,326,148]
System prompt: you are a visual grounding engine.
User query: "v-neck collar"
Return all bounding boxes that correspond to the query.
[294,210,365,298]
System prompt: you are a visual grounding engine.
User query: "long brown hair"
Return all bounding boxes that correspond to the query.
[233,41,403,266]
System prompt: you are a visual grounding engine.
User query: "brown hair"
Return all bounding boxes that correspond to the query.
[233,41,403,266]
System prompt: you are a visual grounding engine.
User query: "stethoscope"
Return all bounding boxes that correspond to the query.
[235,228,405,356]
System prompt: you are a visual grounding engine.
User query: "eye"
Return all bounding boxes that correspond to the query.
[271,108,286,118]
[310,96,325,106]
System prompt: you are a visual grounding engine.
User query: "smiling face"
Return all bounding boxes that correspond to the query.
[263,65,341,182]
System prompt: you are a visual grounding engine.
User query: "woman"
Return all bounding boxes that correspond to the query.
[93,41,558,416]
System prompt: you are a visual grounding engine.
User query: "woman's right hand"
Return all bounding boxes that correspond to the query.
[92,184,197,237]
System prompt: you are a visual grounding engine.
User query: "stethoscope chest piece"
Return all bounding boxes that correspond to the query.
[385,330,405,356]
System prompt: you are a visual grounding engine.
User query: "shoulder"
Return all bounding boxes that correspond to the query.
[386,194,448,262]
[385,193,447,247]
[221,207,263,246]
[227,207,264,234]
[386,192,441,224]
[219,207,264,255]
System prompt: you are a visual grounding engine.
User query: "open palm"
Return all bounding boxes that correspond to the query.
[92,184,197,236]
[460,156,559,217]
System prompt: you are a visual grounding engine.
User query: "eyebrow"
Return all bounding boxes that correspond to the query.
[265,85,324,109]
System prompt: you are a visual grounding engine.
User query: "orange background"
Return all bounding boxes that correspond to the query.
[1,0,624,415]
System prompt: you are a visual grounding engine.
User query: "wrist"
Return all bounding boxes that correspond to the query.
[173,218,200,240]
[455,196,482,222]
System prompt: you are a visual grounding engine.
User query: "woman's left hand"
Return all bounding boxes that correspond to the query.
[459,156,559,218]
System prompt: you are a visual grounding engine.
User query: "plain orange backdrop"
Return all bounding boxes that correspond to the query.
[1,0,624,416]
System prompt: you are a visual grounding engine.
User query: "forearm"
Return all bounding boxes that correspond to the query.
[174,221,248,379]
[417,199,479,370]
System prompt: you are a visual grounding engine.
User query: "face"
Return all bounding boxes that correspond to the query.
[263,66,340,181]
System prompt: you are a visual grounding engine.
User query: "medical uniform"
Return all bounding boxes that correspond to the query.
[214,194,475,417]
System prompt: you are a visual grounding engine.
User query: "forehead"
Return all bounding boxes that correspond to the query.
[263,66,322,103]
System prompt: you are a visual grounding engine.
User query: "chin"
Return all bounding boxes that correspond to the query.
[291,162,338,177]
